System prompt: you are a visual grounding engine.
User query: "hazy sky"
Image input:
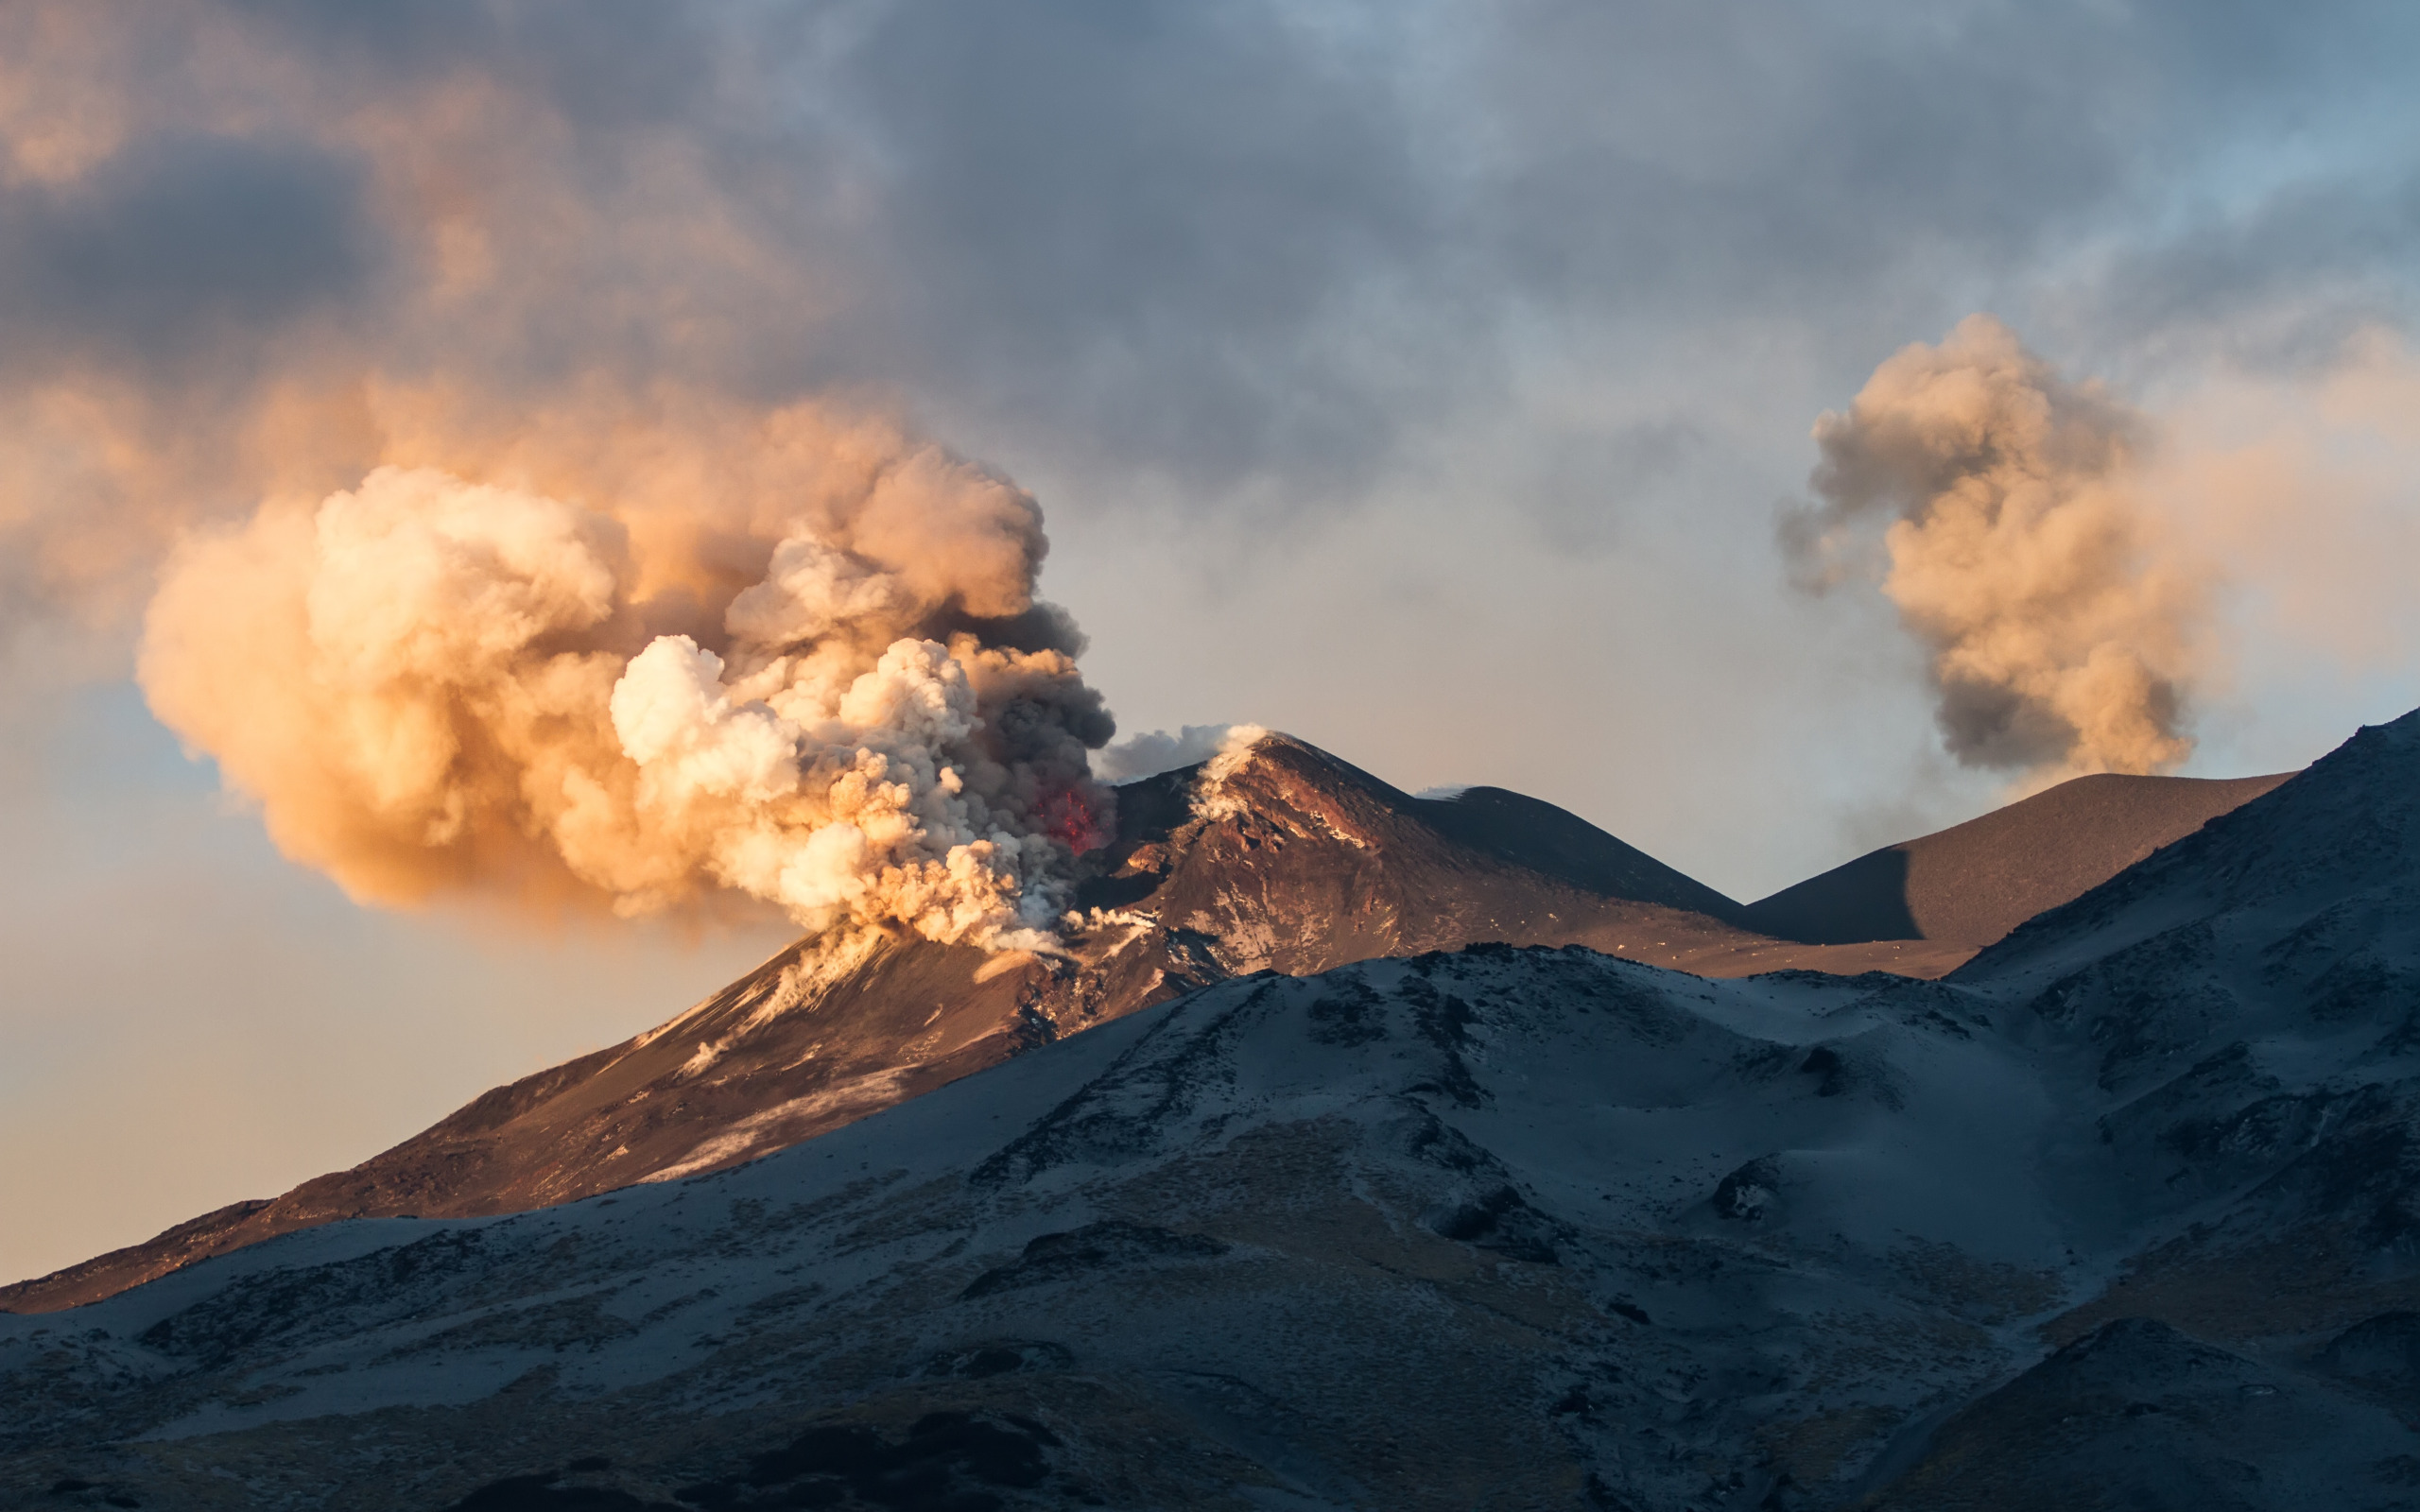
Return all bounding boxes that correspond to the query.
[5,0,2419,1284]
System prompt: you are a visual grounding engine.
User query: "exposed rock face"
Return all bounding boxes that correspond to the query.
[4,738,2279,1315]
[1,709,2415,1509]
[1742,769,2292,948]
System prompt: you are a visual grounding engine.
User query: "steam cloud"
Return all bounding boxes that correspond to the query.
[140,415,1115,949]
[1784,315,2207,779]
[1092,723,1267,784]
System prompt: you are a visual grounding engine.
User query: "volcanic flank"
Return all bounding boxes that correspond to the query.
[1,733,2285,1314]
[2,708,2414,1511]
[1741,769,2296,948]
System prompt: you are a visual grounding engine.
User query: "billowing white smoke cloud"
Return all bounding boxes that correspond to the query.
[1782,315,2208,779]
[1187,725,1275,820]
[1091,722,1266,783]
[141,440,1116,949]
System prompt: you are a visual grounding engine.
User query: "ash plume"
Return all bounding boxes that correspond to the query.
[0,3,1134,950]
[140,416,1116,947]
[1783,316,2207,780]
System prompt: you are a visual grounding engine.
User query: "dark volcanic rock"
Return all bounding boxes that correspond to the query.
[958,1221,1227,1299]
[2319,1311,2420,1405]
[1864,1318,2414,1512]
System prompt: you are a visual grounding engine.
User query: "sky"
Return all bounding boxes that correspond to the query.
[4,0,2419,1285]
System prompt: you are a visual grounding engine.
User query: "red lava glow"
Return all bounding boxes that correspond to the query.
[1043,787,1109,855]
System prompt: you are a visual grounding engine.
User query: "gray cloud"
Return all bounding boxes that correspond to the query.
[5,0,2418,610]
[821,0,1466,491]
[218,0,714,125]
[1466,3,2137,299]
[0,133,369,371]
[2070,169,2420,373]
[791,0,2420,503]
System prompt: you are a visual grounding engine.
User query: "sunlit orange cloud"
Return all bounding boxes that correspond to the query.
[0,1,1117,948]
[139,412,1112,943]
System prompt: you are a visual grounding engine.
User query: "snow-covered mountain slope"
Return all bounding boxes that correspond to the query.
[1942,710,2420,1362]
[7,736,1947,1314]
[5,709,2417,1511]
[1741,770,2292,949]
[0,952,2102,1511]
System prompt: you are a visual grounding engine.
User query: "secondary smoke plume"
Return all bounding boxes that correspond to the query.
[140,413,1116,949]
[1782,315,2207,779]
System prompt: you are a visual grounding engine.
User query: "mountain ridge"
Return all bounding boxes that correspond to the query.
[1,709,2411,1508]
[10,731,1810,1312]
[0,734,2285,1313]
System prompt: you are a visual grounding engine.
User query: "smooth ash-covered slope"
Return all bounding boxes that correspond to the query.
[2,710,2413,1510]
[1740,771,2294,948]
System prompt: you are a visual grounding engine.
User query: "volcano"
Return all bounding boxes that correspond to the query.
[2,710,2414,1511]
[0,735,2282,1314]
